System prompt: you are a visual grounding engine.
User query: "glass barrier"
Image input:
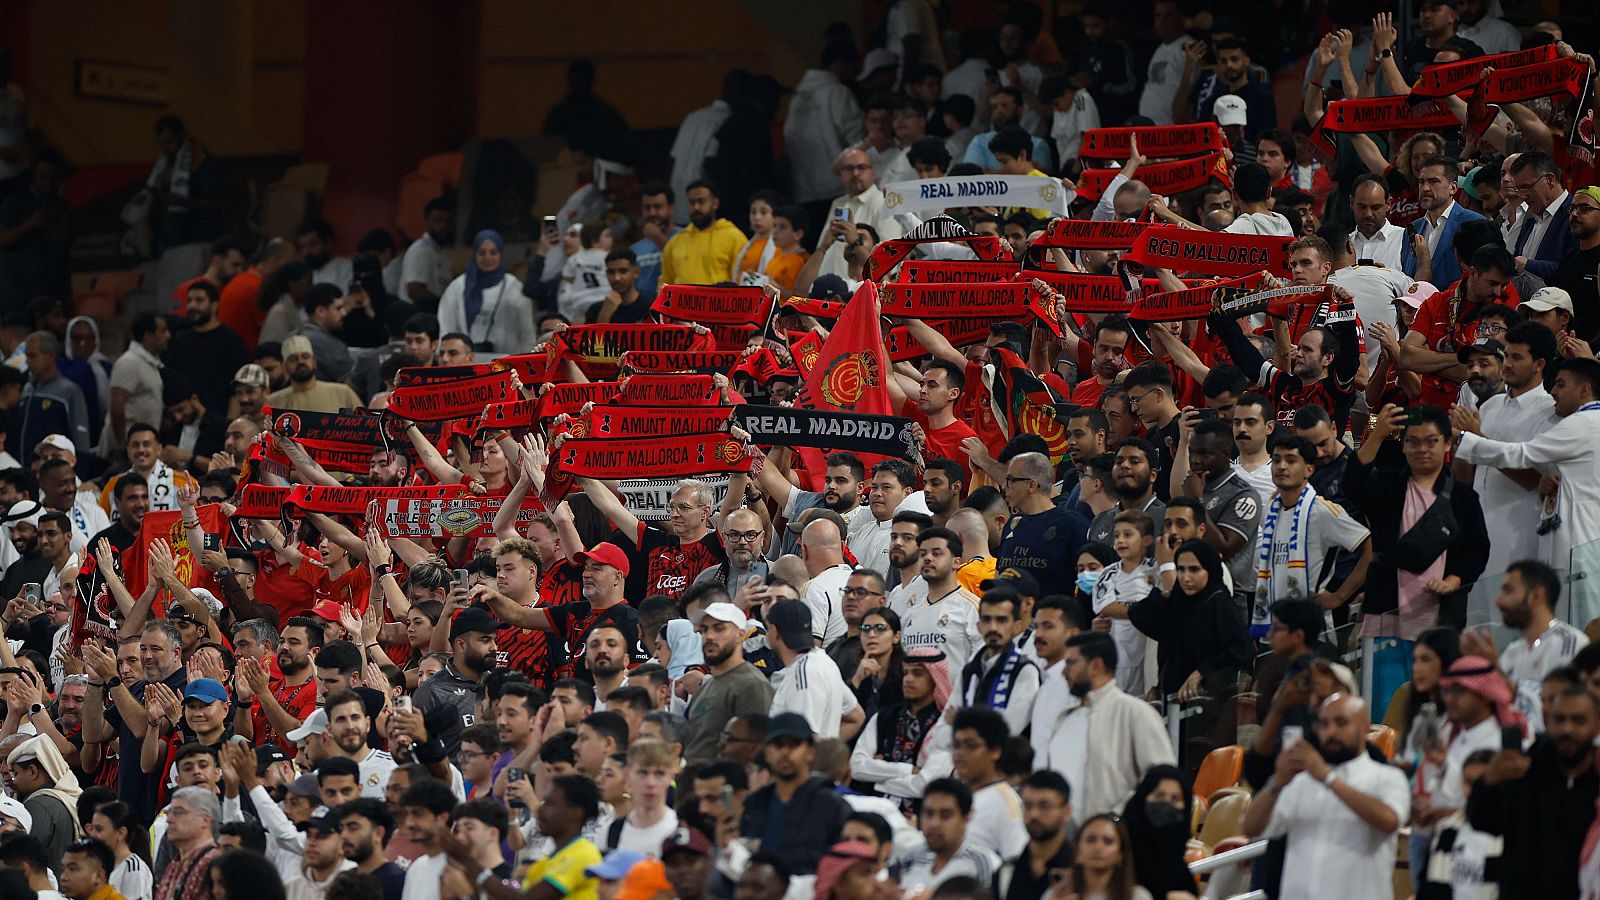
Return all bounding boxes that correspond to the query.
[1569,536,1600,631]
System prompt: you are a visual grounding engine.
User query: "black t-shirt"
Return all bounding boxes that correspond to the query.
[104,667,189,823]
[583,297,654,324]
[615,523,725,602]
[370,861,407,900]
[166,324,248,412]
[1553,244,1600,341]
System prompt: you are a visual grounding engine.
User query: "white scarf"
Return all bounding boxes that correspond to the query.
[145,461,179,511]
[734,235,778,285]
[147,140,192,199]
[1253,482,1318,631]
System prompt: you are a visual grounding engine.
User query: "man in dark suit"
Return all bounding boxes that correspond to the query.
[1402,155,1487,288]
[1507,152,1577,282]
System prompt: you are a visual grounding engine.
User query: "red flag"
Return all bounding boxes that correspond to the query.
[122,506,227,611]
[799,282,894,416]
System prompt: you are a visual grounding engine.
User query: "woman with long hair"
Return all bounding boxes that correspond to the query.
[209,849,287,900]
[1067,814,1152,900]
[398,600,445,688]
[1384,626,1462,767]
[1122,766,1197,899]
[849,607,905,720]
[86,800,154,900]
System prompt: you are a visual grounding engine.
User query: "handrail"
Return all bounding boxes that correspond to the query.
[1187,839,1269,875]
[1224,892,1268,900]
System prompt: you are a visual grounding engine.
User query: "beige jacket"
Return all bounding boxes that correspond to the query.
[1047,679,1175,819]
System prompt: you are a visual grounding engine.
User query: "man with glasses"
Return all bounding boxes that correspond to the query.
[716,714,767,768]
[1121,363,1183,499]
[999,451,1090,596]
[693,508,769,590]
[831,569,888,678]
[580,476,726,603]
[1548,185,1600,341]
[1506,152,1576,281]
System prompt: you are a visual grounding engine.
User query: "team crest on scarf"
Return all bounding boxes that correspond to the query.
[711,438,745,465]
[818,351,881,406]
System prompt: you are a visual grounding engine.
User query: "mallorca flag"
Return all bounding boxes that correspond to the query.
[792,283,893,489]
[122,505,227,610]
[988,345,1070,463]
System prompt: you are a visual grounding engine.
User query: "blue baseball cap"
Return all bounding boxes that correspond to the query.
[183,678,229,705]
[585,849,646,880]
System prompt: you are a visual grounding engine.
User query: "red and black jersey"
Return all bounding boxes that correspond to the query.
[542,559,585,608]
[1265,370,1356,429]
[545,600,648,681]
[618,523,724,603]
[257,677,317,754]
[496,625,554,686]
[1384,167,1423,228]
[1408,281,1482,408]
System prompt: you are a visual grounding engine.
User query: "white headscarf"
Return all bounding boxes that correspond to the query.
[0,500,43,573]
[65,316,112,413]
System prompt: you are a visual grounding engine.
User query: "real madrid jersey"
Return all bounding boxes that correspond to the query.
[900,585,982,676]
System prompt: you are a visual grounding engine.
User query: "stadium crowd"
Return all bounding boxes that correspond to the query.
[1,2,1599,900]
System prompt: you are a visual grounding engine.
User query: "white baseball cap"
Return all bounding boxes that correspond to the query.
[34,434,75,456]
[286,707,328,742]
[1521,286,1574,315]
[858,48,899,82]
[1213,94,1248,128]
[694,601,750,632]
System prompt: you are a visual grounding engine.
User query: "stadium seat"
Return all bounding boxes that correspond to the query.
[91,269,143,304]
[396,173,446,240]
[1190,794,1209,834]
[1193,745,1244,800]
[417,152,465,189]
[73,291,118,320]
[1198,791,1251,847]
[1368,724,1397,760]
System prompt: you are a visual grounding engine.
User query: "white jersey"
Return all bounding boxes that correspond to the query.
[770,648,859,739]
[900,585,982,676]
[359,748,397,798]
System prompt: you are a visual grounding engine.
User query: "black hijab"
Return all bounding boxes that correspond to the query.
[1122,764,1196,896]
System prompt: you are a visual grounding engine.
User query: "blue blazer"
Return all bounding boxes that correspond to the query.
[1402,203,1488,287]
[1523,193,1577,281]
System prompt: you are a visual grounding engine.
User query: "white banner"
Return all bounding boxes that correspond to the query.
[882,175,1070,216]
[621,475,732,522]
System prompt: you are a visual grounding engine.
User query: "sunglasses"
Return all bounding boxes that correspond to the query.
[860,623,894,634]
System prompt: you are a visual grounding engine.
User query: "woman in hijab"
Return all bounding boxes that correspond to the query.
[63,316,112,445]
[438,230,534,354]
[1122,765,1197,900]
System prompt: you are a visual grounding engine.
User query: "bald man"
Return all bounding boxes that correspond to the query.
[1243,694,1410,900]
[694,508,771,589]
[816,147,904,280]
[796,519,852,647]
[949,508,997,594]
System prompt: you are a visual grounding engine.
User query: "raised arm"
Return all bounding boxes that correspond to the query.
[274,434,342,487]
[901,318,967,367]
[307,512,369,563]
[407,424,465,484]
[1349,133,1389,177]
[579,475,642,540]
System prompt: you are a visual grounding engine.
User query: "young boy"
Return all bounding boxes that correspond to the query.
[1091,510,1156,696]
[607,738,680,855]
[1420,749,1502,898]
[765,206,811,292]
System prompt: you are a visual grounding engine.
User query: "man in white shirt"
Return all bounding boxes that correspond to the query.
[885,511,930,605]
[899,778,1001,894]
[900,527,983,677]
[670,78,738,226]
[297,219,353,288]
[1139,0,1197,125]
[950,707,1028,860]
[959,591,1039,736]
[1226,163,1295,237]
[767,599,864,741]
[399,779,456,900]
[847,459,928,574]
[400,197,454,309]
[1458,322,1559,582]
[798,518,852,647]
[1349,174,1407,269]
[817,148,905,280]
[1028,597,1083,765]
[1325,228,1411,370]
[785,46,865,206]
[1455,0,1522,54]
[1243,693,1410,900]
[1466,561,1589,720]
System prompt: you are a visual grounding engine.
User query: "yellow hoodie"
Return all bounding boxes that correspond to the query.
[661,217,748,286]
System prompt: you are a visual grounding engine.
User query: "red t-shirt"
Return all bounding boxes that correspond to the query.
[901,399,979,480]
[314,563,373,614]
[1071,376,1109,408]
[1408,281,1481,408]
[257,676,317,753]
[1385,167,1423,228]
[254,546,324,622]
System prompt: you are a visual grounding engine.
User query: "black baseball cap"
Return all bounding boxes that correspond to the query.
[1456,337,1505,364]
[255,745,288,775]
[766,598,815,649]
[764,712,815,745]
[449,607,510,642]
[981,567,1042,598]
[298,811,339,834]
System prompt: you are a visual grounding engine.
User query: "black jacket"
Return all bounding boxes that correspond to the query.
[1467,735,1599,900]
[1345,456,1490,629]
[739,774,851,875]
[1126,541,1253,697]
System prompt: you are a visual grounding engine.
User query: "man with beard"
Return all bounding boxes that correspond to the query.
[1001,770,1074,900]
[999,453,1089,596]
[284,809,356,899]
[629,183,681,301]
[1067,317,1132,409]
[830,569,886,679]
[1549,186,1600,340]
[660,179,747,287]
[1348,174,1408,269]
[41,457,108,551]
[814,148,904,281]
[684,603,773,764]
[1292,405,1355,508]
[400,197,454,310]
[1459,338,1506,408]
[585,624,631,710]
[923,458,963,529]
[693,507,769,589]
[1085,441,1163,546]
[1403,155,1492,289]
[366,446,409,488]
[478,541,645,683]
[90,473,147,555]
[1211,301,1360,437]
[1454,323,1558,582]
[321,689,395,798]
[960,593,1039,738]
[100,316,166,461]
[1042,632,1173,822]
[228,364,270,419]
[234,615,321,755]
[165,281,246,413]
[581,476,725,603]
[1466,562,1590,712]
[759,451,866,558]
[152,787,224,900]
[885,510,932,610]
[1027,597,1084,764]
[1469,685,1599,898]
[739,713,853,875]
[0,501,48,598]
[334,798,407,900]
[1242,693,1409,900]
[80,622,188,824]
[411,607,504,753]
[265,335,361,415]
[157,373,228,473]
[1121,364,1182,498]
[898,527,983,678]
[585,249,652,324]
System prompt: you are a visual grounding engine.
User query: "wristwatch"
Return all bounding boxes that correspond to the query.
[29,703,43,716]
[1379,48,1394,59]
[1323,769,1340,787]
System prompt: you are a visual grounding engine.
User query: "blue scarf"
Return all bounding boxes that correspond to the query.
[463,229,506,326]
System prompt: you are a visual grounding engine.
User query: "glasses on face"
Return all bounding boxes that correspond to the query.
[671,502,706,513]
[453,749,487,763]
[1477,322,1507,336]
[843,587,884,598]
[1003,475,1035,488]
[1127,390,1148,408]
[724,530,763,543]
[1574,204,1600,216]
[860,622,893,634]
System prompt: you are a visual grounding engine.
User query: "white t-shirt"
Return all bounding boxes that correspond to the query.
[1258,493,1371,599]
[803,563,852,647]
[402,852,449,900]
[900,585,982,676]
[1263,753,1411,900]
[1226,211,1296,237]
[1092,562,1155,697]
[400,233,453,300]
[887,573,927,616]
[1328,265,1411,368]
[558,247,611,320]
[615,808,679,858]
[1140,36,1198,125]
[770,648,859,739]
[969,781,1029,859]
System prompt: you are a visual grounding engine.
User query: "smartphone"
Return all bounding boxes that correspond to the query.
[394,695,413,713]
[832,206,853,241]
[542,215,558,234]
[22,583,40,606]
[720,783,736,813]
[453,569,471,592]
[1501,725,1522,751]
[1407,408,1427,426]
[1195,408,1221,421]
[1281,725,1304,749]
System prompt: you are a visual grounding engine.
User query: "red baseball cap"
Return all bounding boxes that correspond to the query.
[574,542,631,576]
[309,600,343,623]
